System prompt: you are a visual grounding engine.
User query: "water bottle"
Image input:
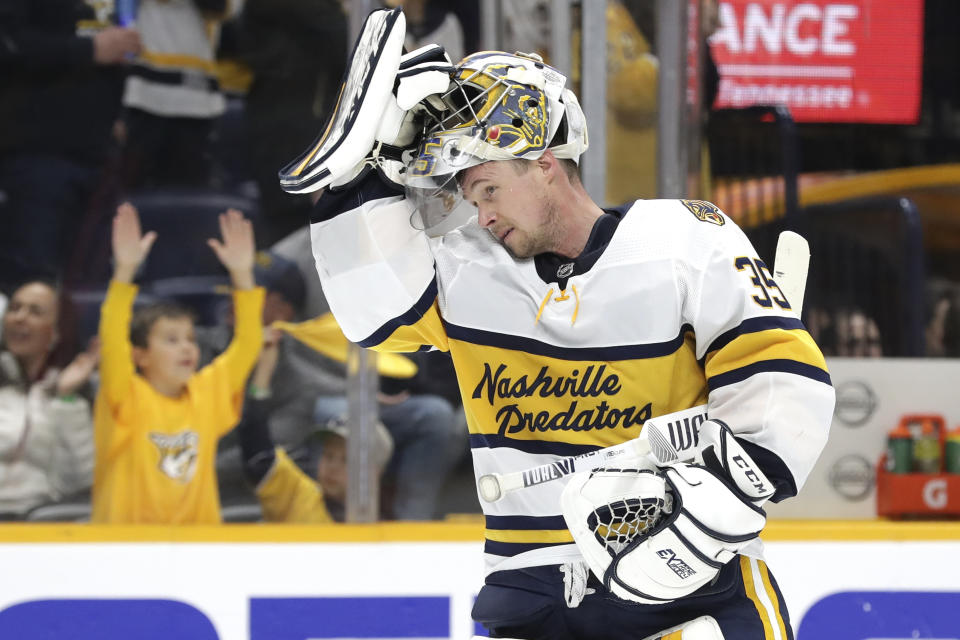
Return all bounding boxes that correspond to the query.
[945,427,960,474]
[911,419,942,474]
[116,0,138,27]
[885,424,913,474]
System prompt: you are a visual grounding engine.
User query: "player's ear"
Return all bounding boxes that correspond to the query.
[537,150,557,180]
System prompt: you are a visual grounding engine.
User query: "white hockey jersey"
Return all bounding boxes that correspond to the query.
[309,174,834,574]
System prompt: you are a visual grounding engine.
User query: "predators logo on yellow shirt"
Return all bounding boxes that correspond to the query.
[149,431,199,483]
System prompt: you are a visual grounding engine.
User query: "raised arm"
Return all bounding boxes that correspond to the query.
[279,9,455,352]
[98,203,156,406]
[205,209,264,394]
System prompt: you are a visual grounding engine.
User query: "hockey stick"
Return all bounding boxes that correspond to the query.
[477,231,811,503]
[772,230,810,316]
[477,405,706,502]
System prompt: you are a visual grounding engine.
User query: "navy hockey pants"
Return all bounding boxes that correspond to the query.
[472,556,794,640]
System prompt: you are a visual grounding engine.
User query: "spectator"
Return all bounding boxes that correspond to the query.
[237,328,394,522]
[267,235,467,520]
[925,279,960,357]
[236,0,347,246]
[197,250,349,493]
[604,0,721,205]
[386,0,480,63]
[0,292,7,342]
[0,0,141,287]
[91,203,263,523]
[119,0,231,189]
[199,248,464,519]
[0,281,98,519]
[808,305,884,358]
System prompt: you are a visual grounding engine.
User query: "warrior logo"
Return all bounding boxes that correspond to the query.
[657,548,697,579]
[149,431,199,483]
[680,199,725,226]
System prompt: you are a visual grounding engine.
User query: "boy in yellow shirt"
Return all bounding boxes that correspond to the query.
[92,203,264,523]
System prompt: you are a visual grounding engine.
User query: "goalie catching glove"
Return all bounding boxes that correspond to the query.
[561,420,774,605]
[278,8,454,194]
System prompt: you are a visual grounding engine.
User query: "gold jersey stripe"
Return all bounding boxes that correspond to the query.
[371,300,450,353]
[758,558,791,640]
[483,528,575,544]
[139,50,219,75]
[740,556,776,639]
[705,328,826,377]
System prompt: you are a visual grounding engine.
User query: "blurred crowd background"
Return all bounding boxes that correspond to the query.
[1,0,958,524]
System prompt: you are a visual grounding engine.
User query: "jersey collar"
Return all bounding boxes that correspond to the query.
[534,203,632,288]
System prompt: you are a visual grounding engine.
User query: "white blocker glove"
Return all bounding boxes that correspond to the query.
[278,8,454,194]
[561,421,774,605]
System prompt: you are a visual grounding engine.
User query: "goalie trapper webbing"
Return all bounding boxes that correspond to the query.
[587,493,666,557]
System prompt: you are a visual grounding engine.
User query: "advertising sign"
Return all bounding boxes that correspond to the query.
[710,1,924,123]
[765,358,960,520]
[1,533,959,639]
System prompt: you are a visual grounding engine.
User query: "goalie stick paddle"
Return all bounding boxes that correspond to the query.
[773,230,810,315]
[476,232,812,503]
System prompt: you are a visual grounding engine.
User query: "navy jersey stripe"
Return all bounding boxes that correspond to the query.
[310,168,404,223]
[445,322,694,361]
[469,433,601,457]
[358,279,438,347]
[485,515,568,530]
[484,539,571,557]
[707,359,832,391]
[705,316,807,358]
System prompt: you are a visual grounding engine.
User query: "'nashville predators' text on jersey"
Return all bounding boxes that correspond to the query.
[310,174,834,574]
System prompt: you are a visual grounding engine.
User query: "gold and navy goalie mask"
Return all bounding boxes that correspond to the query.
[405,51,588,230]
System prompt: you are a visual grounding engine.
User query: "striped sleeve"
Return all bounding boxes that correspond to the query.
[683,207,834,501]
[309,171,449,352]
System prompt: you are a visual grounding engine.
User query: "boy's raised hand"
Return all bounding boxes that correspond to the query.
[112,202,157,283]
[207,209,255,290]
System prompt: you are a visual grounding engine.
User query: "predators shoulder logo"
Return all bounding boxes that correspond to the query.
[681,200,725,226]
[150,430,199,483]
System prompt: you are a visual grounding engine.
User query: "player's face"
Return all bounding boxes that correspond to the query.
[2,282,59,364]
[316,436,347,501]
[135,316,200,395]
[461,160,563,258]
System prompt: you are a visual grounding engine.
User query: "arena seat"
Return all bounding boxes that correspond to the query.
[70,287,160,346]
[129,188,261,282]
[143,275,233,327]
[67,188,260,286]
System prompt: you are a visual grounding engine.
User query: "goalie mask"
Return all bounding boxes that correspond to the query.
[405,51,589,229]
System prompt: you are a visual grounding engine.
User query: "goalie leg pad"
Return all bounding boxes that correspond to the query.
[641,616,726,640]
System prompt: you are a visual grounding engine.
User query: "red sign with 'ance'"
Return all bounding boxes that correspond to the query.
[709,0,924,124]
